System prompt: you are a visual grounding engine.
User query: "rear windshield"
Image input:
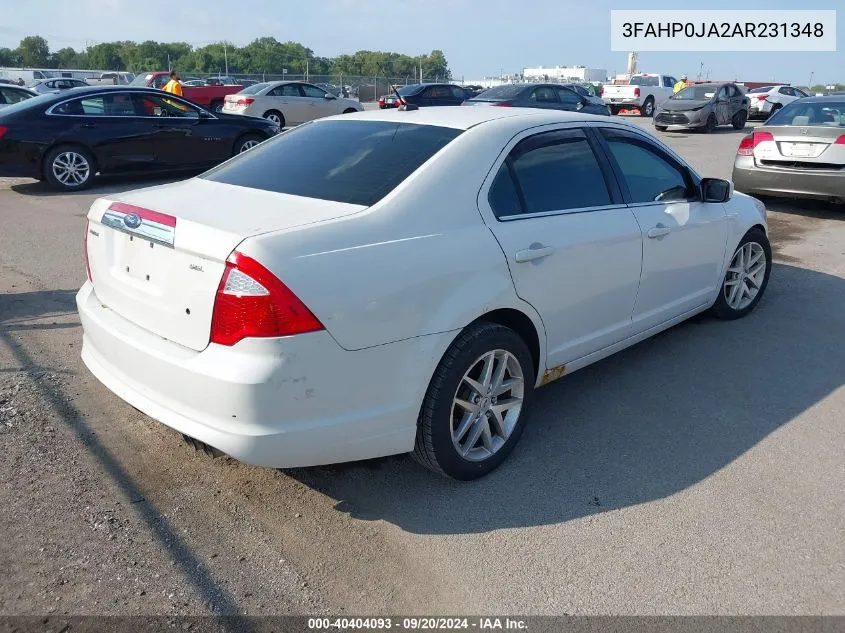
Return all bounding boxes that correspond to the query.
[201,120,463,206]
[630,76,659,86]
[0,92,54,116]
[766,100,845,127]
[130,73,153,86]
[472,84,525,100]
[239,82,270,95]
[397,84,424,96]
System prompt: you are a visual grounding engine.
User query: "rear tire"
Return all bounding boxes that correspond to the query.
[342,108,358,114]
[655,125,667,132]
[711,228,772,320]
[209,100,224,114]
[233,133,264,155]
[412,322,535,480]
[732,109,748,130]
[263,110,284,127]
[640,97,655,117]
[43,145,95,191]
[767,103,782,119]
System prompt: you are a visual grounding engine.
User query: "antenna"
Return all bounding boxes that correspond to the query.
[377,62,418,111]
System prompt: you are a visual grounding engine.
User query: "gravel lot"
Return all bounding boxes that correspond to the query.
[1,116,843,616]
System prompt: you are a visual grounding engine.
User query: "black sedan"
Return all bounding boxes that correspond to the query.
[0,86,280,190]
[463,83,611,115]
[392,83,473,107]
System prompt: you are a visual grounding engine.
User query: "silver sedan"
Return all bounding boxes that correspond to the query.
[654,83,750,133]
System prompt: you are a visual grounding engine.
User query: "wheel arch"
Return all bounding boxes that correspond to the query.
[41,141,98,178]
[470,308,542,382]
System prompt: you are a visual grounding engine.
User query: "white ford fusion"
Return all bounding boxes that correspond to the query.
[77,107,771,480]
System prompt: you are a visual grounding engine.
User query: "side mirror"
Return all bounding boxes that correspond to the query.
[700,178,732,203]
[324,93,336,100]
[576,99,585,110]
[198,109,213,119]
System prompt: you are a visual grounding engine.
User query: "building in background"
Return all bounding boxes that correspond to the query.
[522,65,607,83]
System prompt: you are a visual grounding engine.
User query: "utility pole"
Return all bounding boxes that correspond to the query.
[306,57,309,82]
[224,43,228,76]
[698,61,703,80]
[807,71,814,90]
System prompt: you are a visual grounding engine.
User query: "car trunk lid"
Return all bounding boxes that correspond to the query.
[85,178,365,351]
[755,124,845,169]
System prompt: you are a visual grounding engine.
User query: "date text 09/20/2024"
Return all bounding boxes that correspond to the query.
[307,617,528,630]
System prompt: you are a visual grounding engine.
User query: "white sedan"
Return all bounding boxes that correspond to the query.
[77,107,771,480]
[222,80,363,126]
[747,84,811,119]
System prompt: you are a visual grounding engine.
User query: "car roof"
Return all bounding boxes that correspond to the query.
[328,105,621,131]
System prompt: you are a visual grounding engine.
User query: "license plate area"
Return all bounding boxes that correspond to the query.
[779,142,824,158]
[115,232,168,291]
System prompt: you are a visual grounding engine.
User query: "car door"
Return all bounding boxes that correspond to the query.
[595,126,728,333]
[50,93,158,173]
[480,126,643,367]
[526,86,561,110]
[714,86,733,124]
[556,87,583,112]
[299,83,339,120]
[727,85,745,117]
[132,92,226,168]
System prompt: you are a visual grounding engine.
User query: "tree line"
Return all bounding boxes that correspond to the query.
[0,35,451,79]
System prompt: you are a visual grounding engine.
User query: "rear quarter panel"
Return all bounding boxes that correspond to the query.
[236,119,547,355]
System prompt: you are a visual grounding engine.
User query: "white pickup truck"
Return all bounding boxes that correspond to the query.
[602,73,677,117]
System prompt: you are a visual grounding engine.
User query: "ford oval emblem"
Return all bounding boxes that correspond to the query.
[124,213,142,229]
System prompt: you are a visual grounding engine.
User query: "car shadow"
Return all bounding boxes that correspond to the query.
[10,173,195,197]
[286,263,845,535]
[761,197,844,221]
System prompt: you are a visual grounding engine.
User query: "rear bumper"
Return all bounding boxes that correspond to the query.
[77,282,446,468]
[732,157,845,201]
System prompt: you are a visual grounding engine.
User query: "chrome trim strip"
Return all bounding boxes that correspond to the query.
[101,210,175,248]
[498,203,630,221]
[44,89,218,119]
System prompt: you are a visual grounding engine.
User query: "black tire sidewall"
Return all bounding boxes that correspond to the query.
[263,110,284,127]
[43,145,95,191]
[418,323,535,480]
[641,98,655,117]
[712,228,772,319]
[705,114,717,132]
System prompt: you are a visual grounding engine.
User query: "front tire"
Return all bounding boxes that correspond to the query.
[43,145,95,191]
[233,133,264,155]
[703,113,717,133]
[413,322,535,480]
[711,228,772,320]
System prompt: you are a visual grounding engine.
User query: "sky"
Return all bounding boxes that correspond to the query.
[0,0,842,85]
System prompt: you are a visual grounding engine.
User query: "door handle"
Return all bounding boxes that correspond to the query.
[647,224,671,239]
[515,244,556,263]
[80,123,96,129]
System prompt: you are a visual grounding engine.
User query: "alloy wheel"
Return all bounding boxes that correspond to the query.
[239,139,260,153]
[52,151,90,187]
[451,349,525,462]
[265,113,281,125]
[723,242,766,310]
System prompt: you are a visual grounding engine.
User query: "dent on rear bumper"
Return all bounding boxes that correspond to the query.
[77,282,452,468]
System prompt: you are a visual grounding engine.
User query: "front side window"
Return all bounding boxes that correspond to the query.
[202,120,462,206]
[133,93,199,118]
[530,87,558,103]
[600,129,694,203]
[269,84,301,97]
[488,129,611,218]
[300,84,326,98]
[557,88,582,105]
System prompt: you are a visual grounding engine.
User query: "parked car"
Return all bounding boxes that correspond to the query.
[0,85,38,108]
[86,72,135,86]
[222,81,362,126]
[602,73,677,117]
[0,86,280,190]
[130,72,243,113]
[181,78,206,87]
[314,83,346,98]
[654,82,750,133]
[732,96,844,204]
[30,78,90,94]
[386,83,472,108]
[747,85,811,119]
[463,83,610,116]
[75,106,770,480]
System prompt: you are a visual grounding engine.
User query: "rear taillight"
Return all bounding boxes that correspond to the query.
[493,102,512,107]
[737,131,774,156]
[834,135,845,145]
[755,94,768,101]
[236,98,255,106]
[83,220,92,282]
[634,87,641,97]
[210,252,324,346]
[0,126,8,140]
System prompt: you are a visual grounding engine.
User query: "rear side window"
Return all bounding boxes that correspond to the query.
[0,87,32,104]
[488,129,612,217]
[202,120,462,206]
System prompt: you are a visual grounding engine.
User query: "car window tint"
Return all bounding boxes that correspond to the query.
[488,165,523,218]
[52,95,131,116]
[0,87,31,104]
[506,130,611,214]
[530,87,558,103]
[152,75,170,89]
[133,93,199,118]
[271,84,301,97]
[202,120,462,206]
[300,84,325,98]
[557,88,582,104]
[450,86,467,99]
[600,130,693,203]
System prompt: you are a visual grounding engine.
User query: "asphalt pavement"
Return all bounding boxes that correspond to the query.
[1,116,843,616]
